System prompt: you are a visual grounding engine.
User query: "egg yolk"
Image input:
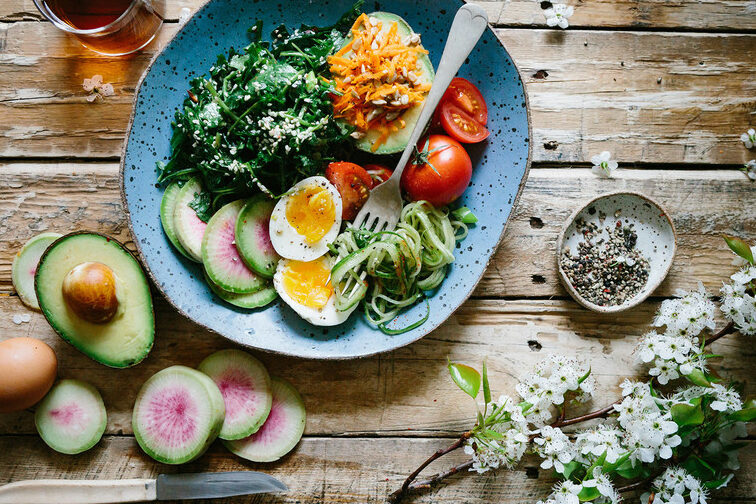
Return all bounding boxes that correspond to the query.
[285,185,335,244]
[282,258,333,309]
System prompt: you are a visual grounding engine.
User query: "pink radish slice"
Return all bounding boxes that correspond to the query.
[202,200,265,293]
[198,349,272,440]
[173,177,207,262]
[35,379,106,455]
[235,196,280,278]
[132,366,224,465]
[223,377,305,462]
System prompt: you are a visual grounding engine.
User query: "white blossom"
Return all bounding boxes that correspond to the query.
[516,355,594,425]
[466,395,529,473]
[591,151,618,178]
[574,424,625,464]
[543,3,574,29]
[533,426,575,473]
[720,263,756,336]
[646,467,709,504]
[648,357,680,385]
[653,284,716,338]
[744,160,756,181]
[583,467,621,504]
[83,75,115,102]
[741,128,756,149]
[551,480,582,504]
[614,381,680,463]
[708,383,743,413]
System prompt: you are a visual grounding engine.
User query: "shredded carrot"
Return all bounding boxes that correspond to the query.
[327,13,430,151]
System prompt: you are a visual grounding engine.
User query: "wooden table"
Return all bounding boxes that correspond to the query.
[1,1,754,502]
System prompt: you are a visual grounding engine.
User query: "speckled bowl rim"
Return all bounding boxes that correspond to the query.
[118,1,533,359]
[556,191,677,314]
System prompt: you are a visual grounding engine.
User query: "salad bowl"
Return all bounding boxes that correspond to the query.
[121,0,531,359]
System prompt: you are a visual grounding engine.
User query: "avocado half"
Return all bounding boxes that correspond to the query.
[35,232,155,368]
[338,11,435,155]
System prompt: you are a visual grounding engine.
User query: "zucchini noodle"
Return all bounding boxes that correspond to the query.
[329,201,472,334]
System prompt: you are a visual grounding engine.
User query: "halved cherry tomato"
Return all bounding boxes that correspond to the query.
[439,102,490,144]
[325,162,373,221]
[400,135,472,207]
[441,77,488,125]
[363,164,393,188]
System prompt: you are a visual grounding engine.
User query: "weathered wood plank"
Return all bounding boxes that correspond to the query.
[1,163,753,298]
[0,436,754,504]
[1,295,753,437]
[1,24,754,163]
[3,0,756,31]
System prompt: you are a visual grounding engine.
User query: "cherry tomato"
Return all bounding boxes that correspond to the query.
[363,164,393,188]
[325,162,373,220]
[441,77,488,125]
[400,135,472,207]
[439,102,490,144]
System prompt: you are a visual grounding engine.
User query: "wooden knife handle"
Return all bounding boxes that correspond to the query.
[0,479,157,504]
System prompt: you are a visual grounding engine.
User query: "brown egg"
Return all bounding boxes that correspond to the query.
[62,261,119,324]
[0,337,57,413]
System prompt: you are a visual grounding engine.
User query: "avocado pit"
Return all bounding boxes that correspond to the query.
[62,261,119,324]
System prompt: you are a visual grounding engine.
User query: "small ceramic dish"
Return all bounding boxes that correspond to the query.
[556,191,677,313]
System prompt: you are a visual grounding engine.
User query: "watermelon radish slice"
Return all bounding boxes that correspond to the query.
[202,200,266,294]
[204,272,277,309]
[223,377,306,462]
[235,196,280,278]
[34,379,107,455]
[160,183,193,261]
[198,349,273,440]
[11,232,62,309]
[173,177,207,262]
[132,365,224,465]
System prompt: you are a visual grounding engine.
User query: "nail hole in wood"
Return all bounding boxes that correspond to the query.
[532,70,548,79]
[525,467,539,479]
[543,140,558,150]
[532,274,546,284]
[530,217,544,228]
[528,340,543,352]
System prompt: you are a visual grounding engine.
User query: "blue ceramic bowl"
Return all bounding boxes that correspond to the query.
[121,0,531,359]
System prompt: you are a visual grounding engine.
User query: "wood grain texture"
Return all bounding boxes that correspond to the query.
[0,436,754,503]
[1,163,753,298]
[1,24,754,163]
[1,295,753,437]
[3,0,756,31]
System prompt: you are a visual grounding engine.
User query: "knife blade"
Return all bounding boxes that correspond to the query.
[0,472,287,504]
[156,472,288,500]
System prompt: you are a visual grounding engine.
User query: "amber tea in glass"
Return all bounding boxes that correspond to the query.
[33,0,166,56]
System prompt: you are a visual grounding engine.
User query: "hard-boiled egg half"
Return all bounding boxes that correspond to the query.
[269,176,342,262]
[273,256,358,326]
[270,176,356,326]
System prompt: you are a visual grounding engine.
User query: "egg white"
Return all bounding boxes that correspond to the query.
[273,257,358,326]
[269,176,342,262]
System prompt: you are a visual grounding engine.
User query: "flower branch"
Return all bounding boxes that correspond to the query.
[388,237,756,504]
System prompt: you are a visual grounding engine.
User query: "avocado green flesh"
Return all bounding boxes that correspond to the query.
[339,12,435,154]
[35,233,154,368]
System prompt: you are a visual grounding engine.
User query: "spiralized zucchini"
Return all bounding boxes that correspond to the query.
[329,201,472,334]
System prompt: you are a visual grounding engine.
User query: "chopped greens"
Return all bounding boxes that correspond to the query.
[157,2,364,213]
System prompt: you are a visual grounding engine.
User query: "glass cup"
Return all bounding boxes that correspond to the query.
[32,0,166,56]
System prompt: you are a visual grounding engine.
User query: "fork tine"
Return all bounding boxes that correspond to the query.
[352,209,369,230]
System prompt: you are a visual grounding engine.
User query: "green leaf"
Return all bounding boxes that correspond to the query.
[683,456,716,479]
[188,191,213,222]
[704,474,734,490]
[723,234,754,264]
[577,486,600,502]
[730,405,756,422]
[447,360,481,400]
[482,360,491,405]
[685,368,712,387]
[477,410,485,428]
[518,401,533,414]
[483,429,504,440]
[558,460,581,480]
[671,402,705,427]
[615,459,644,480]
[602,452,631,474]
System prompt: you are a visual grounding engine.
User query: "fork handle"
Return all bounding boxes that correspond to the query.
[391,4,489,179]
